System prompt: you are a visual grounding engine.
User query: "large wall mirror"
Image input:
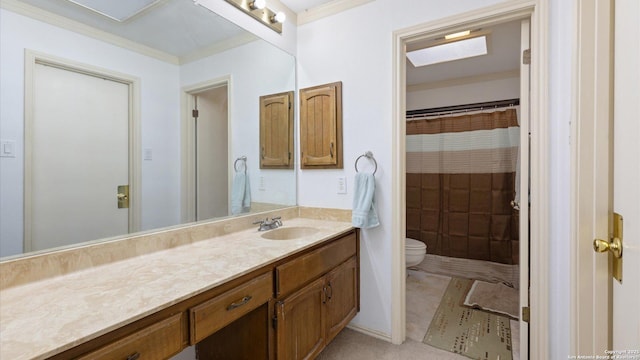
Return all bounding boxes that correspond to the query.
[0,0,297,260]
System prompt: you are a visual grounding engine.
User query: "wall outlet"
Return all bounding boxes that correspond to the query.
[259,176,265,191]
[143,148,152,160]
[337,176,347,194]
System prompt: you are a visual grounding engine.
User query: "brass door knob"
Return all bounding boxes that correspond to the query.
[593,237,622,258]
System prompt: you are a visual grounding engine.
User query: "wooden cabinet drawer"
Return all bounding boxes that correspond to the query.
[190,271,273,344]
[276,231,356,297]
[77,313,184,360]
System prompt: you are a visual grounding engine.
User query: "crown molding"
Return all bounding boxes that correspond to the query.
[407,69,519,92]
[1,0,179,65]
[297,0,374,26]
[179,32,258,65]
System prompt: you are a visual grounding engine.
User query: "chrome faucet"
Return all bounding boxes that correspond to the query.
[253,216,283,231]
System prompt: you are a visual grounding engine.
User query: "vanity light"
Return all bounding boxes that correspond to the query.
[271,11,286,24]
[222,0,283,33]
[249,0,266,10]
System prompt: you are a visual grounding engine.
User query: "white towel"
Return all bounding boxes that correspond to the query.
[352,173,379,229]
[231,173,251,215]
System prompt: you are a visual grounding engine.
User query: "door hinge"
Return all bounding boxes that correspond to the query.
[288,102,291,109]
[522,306,530,323]
[288,152,291,160]
[192,109,199,118]
[522,49,531,65]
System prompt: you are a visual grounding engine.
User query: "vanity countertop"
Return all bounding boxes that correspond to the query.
[0,217,354,360]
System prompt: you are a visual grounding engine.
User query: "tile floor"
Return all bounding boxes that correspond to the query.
[318,270,520,360]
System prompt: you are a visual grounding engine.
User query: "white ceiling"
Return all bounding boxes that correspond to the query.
[16,0,255,60]
[278,0,333,13]
[406,20,521,86]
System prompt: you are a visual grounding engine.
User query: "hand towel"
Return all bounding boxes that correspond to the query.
[352,172,379,229]
[231,173,251,215]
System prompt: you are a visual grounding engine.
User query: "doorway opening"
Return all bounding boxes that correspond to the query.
[391,1,550,357]
[403,18,528,360]
[181,78,231,223]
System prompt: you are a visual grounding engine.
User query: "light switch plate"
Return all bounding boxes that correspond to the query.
[259,176,265,191]
[337,176,347,194]
[143,148,152,160]
[0,140,16,158]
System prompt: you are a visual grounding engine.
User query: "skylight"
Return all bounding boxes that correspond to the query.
[407,36,488,67]
[65,0,162,22]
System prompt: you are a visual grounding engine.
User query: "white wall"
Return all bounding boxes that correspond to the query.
[296,0,509,338]
[406,76,520,111]
[181,39,297,206]
[297,1,573,356]
[0,9,182,258]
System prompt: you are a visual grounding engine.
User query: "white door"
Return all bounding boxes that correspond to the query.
[611,0,639,347]
[194,86,229,221]
[28,62,130,251]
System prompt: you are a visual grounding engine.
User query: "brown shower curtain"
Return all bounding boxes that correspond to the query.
[406,109,519,265]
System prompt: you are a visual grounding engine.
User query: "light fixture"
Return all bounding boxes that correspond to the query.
[444,30,471,40]
[249,0,266,10]
[222,0,283,33]
[271,11,286,24]
[407,35,488,67]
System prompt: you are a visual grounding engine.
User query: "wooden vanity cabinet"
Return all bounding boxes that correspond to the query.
[273,230,359,360]
[75,313,185,360]
[48,229,358,360]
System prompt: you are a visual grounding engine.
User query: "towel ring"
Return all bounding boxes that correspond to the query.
[355,151,377,175]
[234,156,247,174]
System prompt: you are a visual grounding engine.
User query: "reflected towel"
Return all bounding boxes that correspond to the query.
[352,173,379,229]
[231,173,251,215]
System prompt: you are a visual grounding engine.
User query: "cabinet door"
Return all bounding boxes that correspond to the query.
[275,277,326,360]
[325,257,358,343]
[260,91,293,168]
[300,82,342,169]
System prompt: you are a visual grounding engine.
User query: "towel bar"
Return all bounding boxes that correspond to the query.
[234,156,247,173]
[355,151,377,175]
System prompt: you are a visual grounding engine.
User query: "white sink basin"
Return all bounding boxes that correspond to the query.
[260,226,319,240]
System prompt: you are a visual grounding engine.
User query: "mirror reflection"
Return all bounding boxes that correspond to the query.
[0,0,297,259]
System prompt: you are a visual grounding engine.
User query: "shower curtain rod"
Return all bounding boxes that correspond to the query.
[406,98,519,119]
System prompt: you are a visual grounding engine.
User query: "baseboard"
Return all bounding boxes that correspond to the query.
[346,323,393,343]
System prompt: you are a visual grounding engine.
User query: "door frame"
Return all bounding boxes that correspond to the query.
[391,1,549,358]
[23,50,142,252]
[570,0,613,354]
[180,76,232,223]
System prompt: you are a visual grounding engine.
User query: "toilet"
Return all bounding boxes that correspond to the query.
[405,238,427,267]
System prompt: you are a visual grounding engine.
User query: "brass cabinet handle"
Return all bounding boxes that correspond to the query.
[126,352,140,360]
[226,295,252,311]
[326,282,333,300]
[330,142,334,158]
[262,147,265,159]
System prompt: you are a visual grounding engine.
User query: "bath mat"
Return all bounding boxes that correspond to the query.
[423,278,513,360]
[464,280,519,320]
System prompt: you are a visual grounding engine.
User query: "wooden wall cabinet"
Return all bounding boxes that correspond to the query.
[300,82,343,169]
[260,91,294,169]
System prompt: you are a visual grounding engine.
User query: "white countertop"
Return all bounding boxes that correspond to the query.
[0,218,353,360]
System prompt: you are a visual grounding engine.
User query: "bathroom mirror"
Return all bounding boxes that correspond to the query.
[0,0,296,259]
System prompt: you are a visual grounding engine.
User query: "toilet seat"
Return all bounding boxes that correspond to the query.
[405,238,426,249]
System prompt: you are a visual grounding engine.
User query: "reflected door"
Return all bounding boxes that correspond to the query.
[28,63,129,251]
[194,86,229,220]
